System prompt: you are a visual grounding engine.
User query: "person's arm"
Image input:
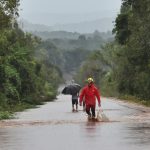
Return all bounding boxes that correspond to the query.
[77,92,79,97]
[79,88,85,106]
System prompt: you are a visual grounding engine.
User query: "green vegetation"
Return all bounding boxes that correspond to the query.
[75,0,150,106]
[0,0,63,119]
[0,111,13,120]
[36,40,91,73]
[112,0,150,102]
[36,30,113,51]
[35,30,112,74]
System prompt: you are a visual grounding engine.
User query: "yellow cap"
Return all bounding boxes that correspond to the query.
[87,77,94,83]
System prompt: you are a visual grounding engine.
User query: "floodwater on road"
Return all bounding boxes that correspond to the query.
[0,88,150,150]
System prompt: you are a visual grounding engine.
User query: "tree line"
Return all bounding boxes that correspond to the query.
[0,0,62,119]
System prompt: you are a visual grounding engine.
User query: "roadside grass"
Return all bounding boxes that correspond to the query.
[102,87,150,107]
[0,103,38,120]
[118,95,150,107]
[0,101,45,120]
[0,111,13,120]
[0,92,57,120]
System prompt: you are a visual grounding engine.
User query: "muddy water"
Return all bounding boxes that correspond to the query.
[0,92,150,150]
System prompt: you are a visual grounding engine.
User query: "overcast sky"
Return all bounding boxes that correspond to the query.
[19,0,122,25]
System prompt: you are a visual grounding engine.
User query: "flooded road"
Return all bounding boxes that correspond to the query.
[0,92,150,150]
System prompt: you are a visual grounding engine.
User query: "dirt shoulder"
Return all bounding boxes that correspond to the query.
[104,97,150,113]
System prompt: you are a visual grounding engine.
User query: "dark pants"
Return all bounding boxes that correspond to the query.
[86,105,95,117]
[72,99,78,105]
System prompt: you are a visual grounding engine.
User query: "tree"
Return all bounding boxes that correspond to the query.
[112,0,150,100]
[76,50,108,87]
[0,0,20,30]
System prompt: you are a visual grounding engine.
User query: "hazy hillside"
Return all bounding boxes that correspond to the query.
[18,20,52,32]
[36,31,114,51]
[32,31,80,40]
[29,30,113,42]
[51,18,115,33]
[19,17,115,33]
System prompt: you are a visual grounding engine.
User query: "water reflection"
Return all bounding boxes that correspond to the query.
[126,122,150,145]
[0,96,150,150]
[84,121,98,138]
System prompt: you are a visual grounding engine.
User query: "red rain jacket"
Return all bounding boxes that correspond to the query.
[79,84,100,106]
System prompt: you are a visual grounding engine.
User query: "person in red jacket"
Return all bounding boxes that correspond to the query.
[79,77,101,119]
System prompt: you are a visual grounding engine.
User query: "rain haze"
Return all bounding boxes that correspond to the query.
[19,0,122,33]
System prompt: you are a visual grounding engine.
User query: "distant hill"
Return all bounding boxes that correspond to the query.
[18,20,52,32]
[31,30,113,41]
[18,17,115,33]
[32,31,80,40]
[33,30,114,51]
[51,18,115,33]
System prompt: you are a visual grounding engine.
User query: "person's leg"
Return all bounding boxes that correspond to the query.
[75,99,78,111]
[72,105,75,111]
[86,105,91,117]
[72,99,75,111]
[91,105,96,118]
[83,100,86,111]
[74,99,78,111]
[76,104,78,111]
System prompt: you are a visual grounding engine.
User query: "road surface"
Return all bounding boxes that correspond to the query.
[0,86,150,150]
